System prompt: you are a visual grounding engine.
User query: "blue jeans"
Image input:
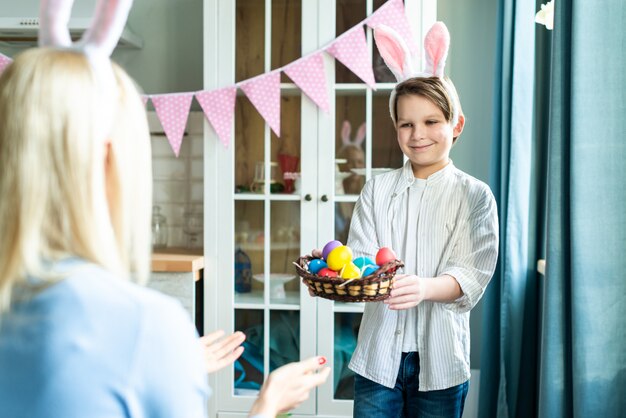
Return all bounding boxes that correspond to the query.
[353,352,469,418]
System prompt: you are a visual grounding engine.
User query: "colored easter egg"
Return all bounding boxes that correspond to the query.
[341,262,361,279]
[361,264,379,277]
[318,267,338,278]
[322,240,342,260]
[375,247,397,266]
[353,256,375,270]
[308,258,327,274]
[326,245,353,271]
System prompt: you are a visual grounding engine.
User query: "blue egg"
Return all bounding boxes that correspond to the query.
[353,256,375,269]
[308,258,328,274]
[361,265,379,277]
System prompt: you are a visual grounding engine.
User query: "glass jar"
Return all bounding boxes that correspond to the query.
[151,205,168,249]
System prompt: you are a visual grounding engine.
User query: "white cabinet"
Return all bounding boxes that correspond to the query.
[202,1,435,416]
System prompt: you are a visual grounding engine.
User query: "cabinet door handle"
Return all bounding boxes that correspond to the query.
[321,195,329,202]
[304,194,312,201]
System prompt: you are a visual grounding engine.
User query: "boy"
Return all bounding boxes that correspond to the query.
[348,23,499,418]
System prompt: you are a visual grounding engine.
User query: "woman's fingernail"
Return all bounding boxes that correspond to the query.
[318,356,327,365]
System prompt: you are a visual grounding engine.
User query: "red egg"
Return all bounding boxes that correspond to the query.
[318,267,338,278]
[375,247,397,266]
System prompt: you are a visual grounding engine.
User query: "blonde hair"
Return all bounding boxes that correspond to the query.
[0,48,152,312]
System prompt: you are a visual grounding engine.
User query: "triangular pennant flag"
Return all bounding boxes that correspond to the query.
[326,26,376,89]
[151,93,194,157]
[195,87,237,148]
[239,72,281,137]
[284,53,330,113]
[367,0,417,53]
[0,53,12,75]
[141,95,149,107]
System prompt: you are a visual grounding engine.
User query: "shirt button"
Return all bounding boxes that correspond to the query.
[395,330,402,335]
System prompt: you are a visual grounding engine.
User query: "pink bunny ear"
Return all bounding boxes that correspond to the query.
[423,22,450,77]
[354,123,366,147]
[39,0,133,58]
[341,120,352,146]
[79,0,134,57]
[373,24,414,81]
[38,0,74,47]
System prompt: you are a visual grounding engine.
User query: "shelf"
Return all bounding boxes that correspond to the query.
[334,301,365,313]
[235,290,301,308]
[234,193,302,201]
[238,242,298,251]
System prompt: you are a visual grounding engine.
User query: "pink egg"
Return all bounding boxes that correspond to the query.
[375,247,397,266]
[318,267,338,278]
[322,240,342,260]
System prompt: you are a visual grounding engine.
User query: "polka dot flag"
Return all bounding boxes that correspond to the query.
[151,92,194,157]
[284,52,330,113]
[239,71,281,137]
[195,87,237,148]
[0,53,12,75]
[325,26,376,89]
[366,0,417,53]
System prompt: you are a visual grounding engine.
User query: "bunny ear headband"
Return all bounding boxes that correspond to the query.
[38,0,135,140]
[340,120,366,150]
[373,21,459,127]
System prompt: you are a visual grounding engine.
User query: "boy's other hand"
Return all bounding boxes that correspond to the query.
[384,274,426,310]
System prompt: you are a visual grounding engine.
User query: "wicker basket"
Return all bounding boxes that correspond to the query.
[294,255,404,302]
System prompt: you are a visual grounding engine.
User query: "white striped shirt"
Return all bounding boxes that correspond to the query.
[347,160,499,390]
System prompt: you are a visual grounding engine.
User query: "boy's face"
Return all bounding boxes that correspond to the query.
[396,94,460,179]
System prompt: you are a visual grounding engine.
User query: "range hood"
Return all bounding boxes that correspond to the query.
[0,0,142,49]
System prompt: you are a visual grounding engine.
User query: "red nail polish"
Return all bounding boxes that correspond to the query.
[318,356,327,365]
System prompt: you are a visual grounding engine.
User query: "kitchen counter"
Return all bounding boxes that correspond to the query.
[148,248,204,329]
[151,248,204,281]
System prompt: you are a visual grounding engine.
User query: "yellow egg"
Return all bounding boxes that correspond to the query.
[326,245,353,271]
[340,262,361,279]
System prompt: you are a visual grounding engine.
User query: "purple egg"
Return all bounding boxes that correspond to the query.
[322,240,342,260]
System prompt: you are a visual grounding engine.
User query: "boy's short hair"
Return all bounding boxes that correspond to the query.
[392,77,464,141]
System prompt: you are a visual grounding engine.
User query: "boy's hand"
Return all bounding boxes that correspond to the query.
[384,274,426,310]
[199,330,246,374]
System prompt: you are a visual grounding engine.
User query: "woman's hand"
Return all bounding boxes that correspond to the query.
[199,330,245,374]
[249,356,330,416]
[384,274,427,310]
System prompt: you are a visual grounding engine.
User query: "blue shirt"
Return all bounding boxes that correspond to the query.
[0,259,209,417]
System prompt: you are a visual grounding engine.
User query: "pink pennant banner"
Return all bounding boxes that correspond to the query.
[326,26,376,89]
[239,72,281,137]
[151,93,194,157]
[195,87,237,148]
[367,0,417,53]
[284,53,330,113]
[0,53,12,75]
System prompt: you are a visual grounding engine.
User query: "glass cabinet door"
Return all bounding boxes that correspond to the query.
[206,0,433,416]
[317,0,429,415]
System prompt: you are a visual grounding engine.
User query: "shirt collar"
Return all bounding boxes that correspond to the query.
[392,159,455,198]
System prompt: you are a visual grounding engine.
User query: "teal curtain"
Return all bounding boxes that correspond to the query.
[538,1,626,416]
[478,0,539,416]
